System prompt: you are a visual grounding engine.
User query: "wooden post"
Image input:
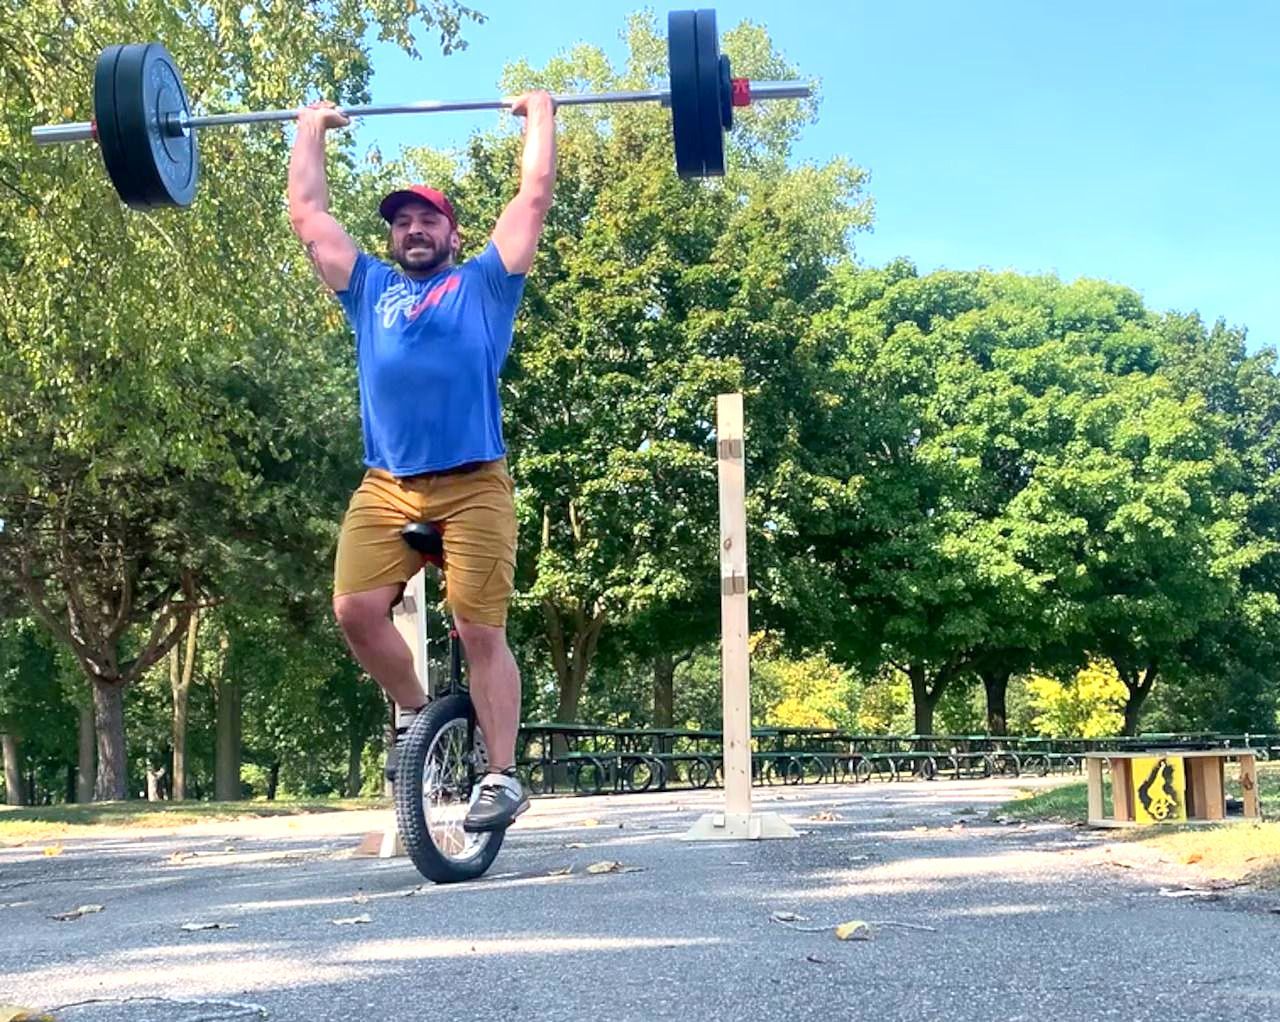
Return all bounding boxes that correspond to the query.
[1111,759,1133,823]
[683,394,795,842]
[392,570,430,695]
[1086,757,1104,824]
[364,568,429,859]
[1239,753,1262,820]
[717,393,752,818]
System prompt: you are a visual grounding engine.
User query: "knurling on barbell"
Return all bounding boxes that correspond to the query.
[32,8,810,210]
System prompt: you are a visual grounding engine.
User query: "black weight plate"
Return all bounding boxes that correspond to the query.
[667,10,703,179]
[693,10,725,176]
[93,46,136,205]
[719,53,733,132]
[107,43,198,210]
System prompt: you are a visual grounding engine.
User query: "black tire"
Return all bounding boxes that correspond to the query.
[571,756,607,795]
[687,756,715,789]
[394,693,504,885]
[802,755,828,783]
[623,756,660,793]
[768,757,803,785]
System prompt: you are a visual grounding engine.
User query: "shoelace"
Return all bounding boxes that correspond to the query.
[475,782,512,805]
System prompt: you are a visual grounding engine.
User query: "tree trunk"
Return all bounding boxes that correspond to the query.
[653,652,675,728]
[346,731,363,798]
[1,734,25,806]
[1123,689,1150,737]
[541,599,605,723]
[92,679,128,801]
[1115,659,1157,737]
[981,669,1011,736]
[146,753,165,802]
[76,704,95,802]
[266,761,280,801]
[214,674,242,801]
[907,663,951,737]
[171,610,199,800]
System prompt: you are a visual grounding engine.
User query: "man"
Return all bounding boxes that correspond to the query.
[287,92,556,832]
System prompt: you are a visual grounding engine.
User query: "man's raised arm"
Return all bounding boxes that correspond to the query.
[491,91,557,275]
[288,102,359,292]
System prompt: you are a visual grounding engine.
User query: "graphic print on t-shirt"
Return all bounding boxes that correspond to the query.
[373,273,461,328]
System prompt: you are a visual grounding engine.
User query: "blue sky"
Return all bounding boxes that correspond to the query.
[353,2,1278,351]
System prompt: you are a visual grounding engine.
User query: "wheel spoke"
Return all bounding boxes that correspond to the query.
[419,717,491,864]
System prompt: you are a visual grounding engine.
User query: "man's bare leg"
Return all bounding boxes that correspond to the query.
[333,586,428,710]
[454,616,520,769]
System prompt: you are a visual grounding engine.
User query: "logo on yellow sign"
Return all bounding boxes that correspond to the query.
[1132,756,1187,824]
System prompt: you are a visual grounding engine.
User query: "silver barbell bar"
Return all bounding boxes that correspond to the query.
[32,81,812,146]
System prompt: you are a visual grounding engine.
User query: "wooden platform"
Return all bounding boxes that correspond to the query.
[1085,749,1262,828]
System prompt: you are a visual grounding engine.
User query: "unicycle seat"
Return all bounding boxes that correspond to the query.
[402,521,444,566]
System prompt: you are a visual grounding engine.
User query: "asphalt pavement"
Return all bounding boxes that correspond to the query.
[1,777,1276,1021]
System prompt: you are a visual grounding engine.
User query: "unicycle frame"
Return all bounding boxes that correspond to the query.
[393,521,504,883]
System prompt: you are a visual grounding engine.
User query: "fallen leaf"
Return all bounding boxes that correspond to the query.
[51,904,103,922]
[41,846,63,858]
[331,914,372,925]
[809,811,841,822]
[563,842,588,849]
[1158,886,1217,899]
[1182,852,1204,864]
[770,910,807,923]
[578,819,601,828]
[584,860,644,875]
[548,865,574,876]
[223,846,237,853]
[167,851,194,865]
[351,893,369,905]
[179,921,240,931]
[0,1006,56,1022]
[835,920,872,941]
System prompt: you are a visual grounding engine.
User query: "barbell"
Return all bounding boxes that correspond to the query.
[31,9,812,212]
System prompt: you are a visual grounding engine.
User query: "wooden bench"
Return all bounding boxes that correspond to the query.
[1084,749,1262,828]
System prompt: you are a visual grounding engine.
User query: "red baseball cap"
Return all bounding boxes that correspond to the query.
[378,185,457,227]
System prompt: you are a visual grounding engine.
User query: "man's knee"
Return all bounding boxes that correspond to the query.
[454,616,508,659]
[333,589,396,646]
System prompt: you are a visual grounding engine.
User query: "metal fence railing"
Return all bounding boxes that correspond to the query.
[513,725,1280,797]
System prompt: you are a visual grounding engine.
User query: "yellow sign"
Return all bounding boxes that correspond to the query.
[1131,756,1187,824]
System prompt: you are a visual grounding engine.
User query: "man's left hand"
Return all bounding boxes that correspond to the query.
[509,91,557,118]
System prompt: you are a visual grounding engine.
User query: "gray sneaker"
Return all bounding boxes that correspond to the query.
[464,772,529,832]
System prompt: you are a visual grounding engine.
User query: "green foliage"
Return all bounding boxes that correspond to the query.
[1026,660,1127,738]
[755,641,860,731]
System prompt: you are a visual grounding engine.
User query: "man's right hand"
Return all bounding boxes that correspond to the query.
[297,100,351,132]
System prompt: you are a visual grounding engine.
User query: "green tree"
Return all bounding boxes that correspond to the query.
[0,1,479,799]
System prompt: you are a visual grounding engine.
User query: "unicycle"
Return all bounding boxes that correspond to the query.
[392,521,506,884]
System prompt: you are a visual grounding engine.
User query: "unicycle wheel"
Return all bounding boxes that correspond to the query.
[394,693,504,883]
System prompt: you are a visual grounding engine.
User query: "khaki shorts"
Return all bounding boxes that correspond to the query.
[333,458,517,628]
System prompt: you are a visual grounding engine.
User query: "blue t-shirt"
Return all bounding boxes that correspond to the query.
[336,242,525,476]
